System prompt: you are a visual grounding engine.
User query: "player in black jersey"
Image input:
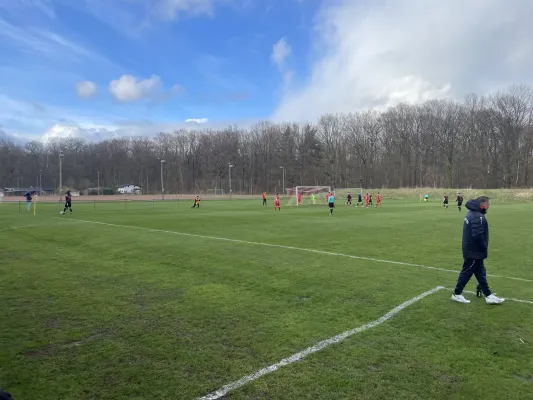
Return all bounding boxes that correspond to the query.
[456,192,464,211]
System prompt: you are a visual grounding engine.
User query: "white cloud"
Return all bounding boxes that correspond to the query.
[273,0,533,122]
[154,0,215,20]
[0,18,91,60]
[109,74,162,102]
[185,118,208,123]
[76,81,97,98]
[171,84,185,94]
[271,37,294,87]
[271,37,291,69]
[0,0,56,19]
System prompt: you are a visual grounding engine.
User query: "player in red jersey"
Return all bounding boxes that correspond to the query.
[274,194,281,211]
[364,193,369,208]
[297,193,302,206]
[376,192,382,207]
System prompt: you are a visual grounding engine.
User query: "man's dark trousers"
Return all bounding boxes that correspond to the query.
[454,259,492,296]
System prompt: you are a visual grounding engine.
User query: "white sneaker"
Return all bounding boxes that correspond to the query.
[485,294,505,304]
[451,294,471,303]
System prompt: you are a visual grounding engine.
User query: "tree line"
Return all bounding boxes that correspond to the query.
[1,85,533,194]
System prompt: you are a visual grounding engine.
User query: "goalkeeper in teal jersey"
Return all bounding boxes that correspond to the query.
[328,192,335,215]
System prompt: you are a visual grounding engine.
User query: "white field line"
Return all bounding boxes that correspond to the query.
[460,290,533,305]
[0,224,37,233]
[196,286,445,400]
[53,218,533,284]
[0,222,71,233]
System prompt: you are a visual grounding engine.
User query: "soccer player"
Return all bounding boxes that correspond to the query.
[365,193,369,208]
[456,192,464,211]
[191,195,200,208]
[274,194,281,211]
[376,192,382,207]
[311,193,316,204]
[357,192,363,207]
[424,193,429,202]
[443,194,449,209]
[369,193,373,207]
[326,192,331,203]
[60,191,72,214]
[297,192,302,207]
[347,192,352,205]
[262,192,267,206]
[328,192,335,215]
[24,191,33,212]
[451,196,504,304]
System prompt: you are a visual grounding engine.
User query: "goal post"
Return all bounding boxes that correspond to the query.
[286,186,331,206]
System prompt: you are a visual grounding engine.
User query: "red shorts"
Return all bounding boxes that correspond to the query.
[275,201,280,207]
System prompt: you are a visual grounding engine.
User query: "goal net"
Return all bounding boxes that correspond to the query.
[207,188,224,195]
[286,186,331,206]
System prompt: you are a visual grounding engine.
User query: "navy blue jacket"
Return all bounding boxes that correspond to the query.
[462,199,489,260]
[25,192,32,202]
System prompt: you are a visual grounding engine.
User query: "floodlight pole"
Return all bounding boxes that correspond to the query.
[59,151,64,198]
[228,163,234,197]
[160,159,166,200]
[97,170,100,195]
[39,169,42,191]
[280,166,285,194]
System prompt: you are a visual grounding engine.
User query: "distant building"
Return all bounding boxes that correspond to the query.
[117,184,142,194]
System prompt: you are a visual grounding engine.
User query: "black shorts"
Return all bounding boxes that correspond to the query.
[65,201,71,207]
[443,200,448,204]
[329,203,334,208]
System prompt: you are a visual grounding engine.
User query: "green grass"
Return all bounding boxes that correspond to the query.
[1,199,533,400]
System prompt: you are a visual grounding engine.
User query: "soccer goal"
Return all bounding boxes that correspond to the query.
[286,186,331,206]
[207,188,224,196]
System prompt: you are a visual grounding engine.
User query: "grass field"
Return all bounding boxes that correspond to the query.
[1,197,533,399]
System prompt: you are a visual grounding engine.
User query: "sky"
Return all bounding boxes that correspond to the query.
[1,0,533,143]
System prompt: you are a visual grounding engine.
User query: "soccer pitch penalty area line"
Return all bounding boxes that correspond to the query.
[53,218,533,284]
[196,286,445,400]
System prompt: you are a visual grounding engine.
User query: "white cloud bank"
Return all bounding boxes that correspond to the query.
[185,118,209,123]
[273,0,533,122]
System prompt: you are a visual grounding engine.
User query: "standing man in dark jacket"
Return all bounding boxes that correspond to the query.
[24,191,33,212]
[452,196,504,304]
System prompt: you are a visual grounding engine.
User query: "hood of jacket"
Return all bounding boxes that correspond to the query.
[466,199,486,214]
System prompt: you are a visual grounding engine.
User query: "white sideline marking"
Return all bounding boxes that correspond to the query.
[196,286,445,400]
[460,290,533,305]
[53,218,533,284]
